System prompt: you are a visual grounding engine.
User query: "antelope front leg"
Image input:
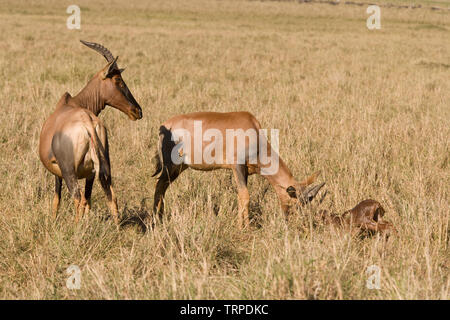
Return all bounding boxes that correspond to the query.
[359,219,385,234]
[372,220,396,235]
[107,186,119,224]
[232,165,250,229]
[237,188,250,229]
[99,174,119,225]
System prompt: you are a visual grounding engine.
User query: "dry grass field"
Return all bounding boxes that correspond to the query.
[0,0,448,299]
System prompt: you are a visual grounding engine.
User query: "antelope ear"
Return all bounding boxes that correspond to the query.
[286,186,297,198]
[373,206,385,222]
[119,68,126,74]
[101,56,119,79]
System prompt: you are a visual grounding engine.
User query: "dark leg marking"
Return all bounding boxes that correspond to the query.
[52,176,63,218]
[153,165,186,220]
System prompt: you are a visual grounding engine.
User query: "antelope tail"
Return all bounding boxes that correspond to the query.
[84,122,110,182]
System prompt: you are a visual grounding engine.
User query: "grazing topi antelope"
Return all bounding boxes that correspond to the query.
[39,40,142,223]
[151,111,324,228]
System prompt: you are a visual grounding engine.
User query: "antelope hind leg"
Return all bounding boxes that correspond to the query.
[232,165,250,229]
[83,175,95,215]
[52,133,85,223]
[59,166,84,223]
[153,166,185,221]
[52,176,63,219]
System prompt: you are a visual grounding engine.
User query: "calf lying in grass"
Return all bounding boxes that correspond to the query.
[318,199,396,236]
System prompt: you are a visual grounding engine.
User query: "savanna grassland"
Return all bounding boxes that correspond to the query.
[0,0,448,299]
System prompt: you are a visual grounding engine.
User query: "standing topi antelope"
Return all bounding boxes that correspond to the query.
[39,40,142,223]
[151,111,324,228]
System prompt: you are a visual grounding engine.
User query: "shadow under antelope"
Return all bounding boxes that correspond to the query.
[39,40,142,223]
[151,111,325,228]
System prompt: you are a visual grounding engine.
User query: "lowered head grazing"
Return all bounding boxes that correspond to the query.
[285,171,325,207]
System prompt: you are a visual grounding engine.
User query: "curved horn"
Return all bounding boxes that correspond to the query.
[80,40,116,64]
[300,182,325,205]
